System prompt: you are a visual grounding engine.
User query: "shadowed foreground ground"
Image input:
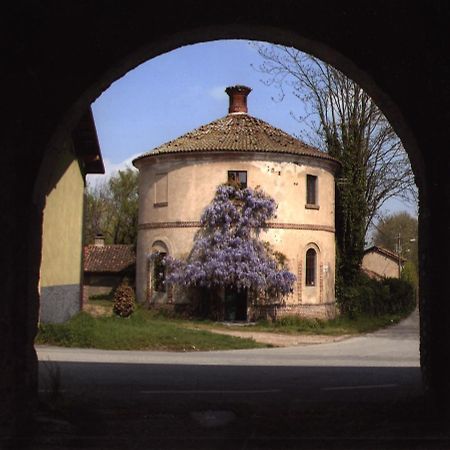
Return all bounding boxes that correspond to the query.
[7,310,450,449]
[12,364,450,449]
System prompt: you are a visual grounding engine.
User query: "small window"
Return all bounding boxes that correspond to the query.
[228,170,247,188]
[305,248,317,286]
[306,174,318,206]
[153,252,167,292]
[154,173,168,206]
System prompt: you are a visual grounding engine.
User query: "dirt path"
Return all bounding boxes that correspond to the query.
[204,328,351,347]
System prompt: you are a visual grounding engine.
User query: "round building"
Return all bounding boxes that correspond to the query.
[132,86,340,320]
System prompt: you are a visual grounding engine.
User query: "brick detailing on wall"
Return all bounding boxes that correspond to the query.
[146,258,152,304]
[297,260,302,304]
[140,221,200,230]
[319,262,324,303]
[248,302,337,321]
[268,222,335,232]
[139,221,335,233]
[148,299,337,321]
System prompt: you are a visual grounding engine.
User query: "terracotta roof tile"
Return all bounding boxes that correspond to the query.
[84,245,135,273]
[361,267,384,280]
[133,114,340,165]
[364,246,406,263]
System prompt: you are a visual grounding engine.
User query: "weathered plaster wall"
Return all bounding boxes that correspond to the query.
[362,252,400,279]
[39,143,84,323]
[135,152,337,316]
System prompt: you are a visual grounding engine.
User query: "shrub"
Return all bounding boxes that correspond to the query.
[113,281,136,318]
[383,277,416,314]
[337,271,415,318]
[401,260,419,289]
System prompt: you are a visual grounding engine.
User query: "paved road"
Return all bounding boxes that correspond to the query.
[37,309,420,367]
[30,310,450,449]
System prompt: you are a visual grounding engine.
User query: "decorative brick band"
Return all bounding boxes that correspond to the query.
[319,262,324,303]
[139,221,200,230]
[267,222,334,232]
[297,261,302,304]
[248,302,337,321]
[139,221,335,233]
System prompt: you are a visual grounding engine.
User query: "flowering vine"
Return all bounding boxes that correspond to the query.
[152,184,295,297]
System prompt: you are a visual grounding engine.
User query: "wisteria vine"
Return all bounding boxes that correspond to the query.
[150,184,296,296]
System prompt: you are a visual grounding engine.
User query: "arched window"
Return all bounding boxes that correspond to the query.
[153,252,167,292]
[305,248,317,286]
[151,241,170,294]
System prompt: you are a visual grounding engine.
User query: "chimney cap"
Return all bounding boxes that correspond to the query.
[225,85,252,114]
[94,233,105,246]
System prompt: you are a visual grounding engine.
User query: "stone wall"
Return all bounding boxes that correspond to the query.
[248,302,337,322]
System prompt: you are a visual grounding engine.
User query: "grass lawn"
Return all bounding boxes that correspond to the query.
[36,296,413,351]
[35,308,270,351]
[217,312,411,336]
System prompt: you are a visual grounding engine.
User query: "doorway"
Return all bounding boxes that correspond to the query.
[224,287,247,321]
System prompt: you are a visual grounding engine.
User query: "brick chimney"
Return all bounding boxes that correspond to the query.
[94,234,105,247]
[225,85,252,114]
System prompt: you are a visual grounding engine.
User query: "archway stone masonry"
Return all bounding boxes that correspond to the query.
[2,1,450,435]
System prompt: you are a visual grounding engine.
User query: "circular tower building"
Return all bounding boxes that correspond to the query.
[133,86,340,320]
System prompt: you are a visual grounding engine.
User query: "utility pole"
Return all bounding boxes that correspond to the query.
[397,232,402,278]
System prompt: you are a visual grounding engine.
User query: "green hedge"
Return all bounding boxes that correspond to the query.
[337,272,416,318]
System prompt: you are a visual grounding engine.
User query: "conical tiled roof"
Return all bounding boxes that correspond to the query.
[132,86,339,166]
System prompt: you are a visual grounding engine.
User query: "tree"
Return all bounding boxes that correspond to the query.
[373,211,418,270]
[254,44,416,286]
[107,169,139,245]
[84,168,138,245]
[161,184,295,297]
[84,181,110,245]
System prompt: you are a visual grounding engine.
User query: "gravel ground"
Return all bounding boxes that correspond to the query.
[205,328,351,346]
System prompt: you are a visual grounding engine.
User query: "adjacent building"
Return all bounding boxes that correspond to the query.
[39,109,104,323]
[83,234,136,301]
[362,246,406,280]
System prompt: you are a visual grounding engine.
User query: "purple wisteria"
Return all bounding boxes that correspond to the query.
[161,184,295,296]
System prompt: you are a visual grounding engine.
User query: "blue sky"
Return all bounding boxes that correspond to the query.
[91,40,307,169]
[90,39,416,218]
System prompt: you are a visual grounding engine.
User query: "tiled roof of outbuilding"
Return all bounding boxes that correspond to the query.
[363,246,406,263]
[132,113,339,165]
[84,245,135,273]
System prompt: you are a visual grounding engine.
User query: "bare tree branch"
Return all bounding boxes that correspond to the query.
[253,43,417,234]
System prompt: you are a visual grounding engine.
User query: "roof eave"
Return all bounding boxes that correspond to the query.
[133,148,340,168]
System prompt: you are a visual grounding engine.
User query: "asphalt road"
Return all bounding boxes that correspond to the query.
[29,310,450,449]
[37,309,420,367]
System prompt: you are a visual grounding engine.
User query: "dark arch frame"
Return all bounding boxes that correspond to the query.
[4,3,450,433]
[30,21,434,407]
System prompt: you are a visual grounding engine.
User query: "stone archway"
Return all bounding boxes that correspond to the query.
[3,3,450,433]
